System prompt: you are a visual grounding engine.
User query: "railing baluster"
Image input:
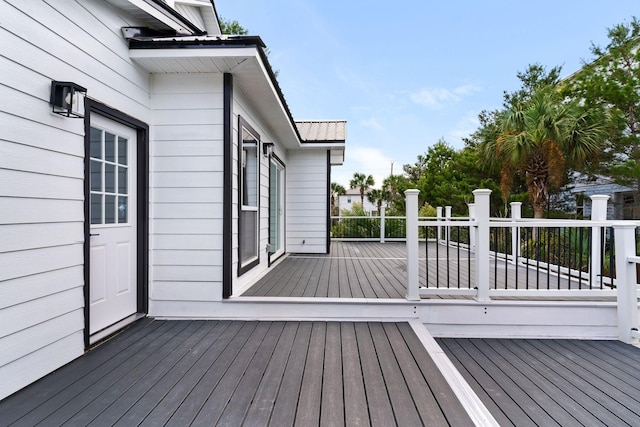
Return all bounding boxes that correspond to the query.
[457,226,461,289]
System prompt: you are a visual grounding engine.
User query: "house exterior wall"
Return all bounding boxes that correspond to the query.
[287,150,329,253]
[0,0,152,400]
[148,73,226,309]
[570,181,632,219]
[338,192,377,215]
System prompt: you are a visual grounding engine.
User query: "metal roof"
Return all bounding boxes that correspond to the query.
[296,120,347,142]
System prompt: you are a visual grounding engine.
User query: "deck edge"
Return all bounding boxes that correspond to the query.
[408,319,499,427]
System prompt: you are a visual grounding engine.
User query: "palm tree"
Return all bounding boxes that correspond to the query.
[350,173,375,205]
[479,86,608,218]
[330,182,346,215]
[367,188,390,215]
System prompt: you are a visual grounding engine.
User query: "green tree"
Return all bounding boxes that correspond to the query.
[367,188,389,215]
[478,86,608,218]
[219,18,249,35]
[349,173,375,205]
[382,174,411,214]
[330,182,346,216]
[562,17,640,193]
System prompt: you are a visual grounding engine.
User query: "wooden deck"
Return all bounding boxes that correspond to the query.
[0,319,473,426]
[439,338,640,426]
[242,241,590,299]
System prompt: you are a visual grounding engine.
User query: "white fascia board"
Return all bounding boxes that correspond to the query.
[252,55,303,149]
[129,46,256,62]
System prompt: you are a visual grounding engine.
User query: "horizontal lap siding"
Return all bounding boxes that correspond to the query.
[287,150,328,253]
[150,73,225,305]
[0,0,151,400]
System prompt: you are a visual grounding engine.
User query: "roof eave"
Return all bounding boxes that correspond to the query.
[128,37,303,149]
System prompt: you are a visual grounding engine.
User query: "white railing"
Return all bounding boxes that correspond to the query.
[331,208,407,242]
[406,189,640,344]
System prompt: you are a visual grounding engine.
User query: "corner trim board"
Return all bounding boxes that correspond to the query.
[223,73,233,298]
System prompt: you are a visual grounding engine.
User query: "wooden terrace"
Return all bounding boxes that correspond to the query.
[2,318,639,426]
[242,241,588,299]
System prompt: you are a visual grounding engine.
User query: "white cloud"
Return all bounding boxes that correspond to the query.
[360,117,384,130]
[410,84,481,109]
[448,111,481,147]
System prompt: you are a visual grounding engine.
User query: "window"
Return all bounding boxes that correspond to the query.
[347,196,351,203]
[90,126,129,225]
[238,117,260,272]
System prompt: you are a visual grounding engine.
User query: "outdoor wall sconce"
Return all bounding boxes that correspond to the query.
[262,141,275,157]
[50,81,87,118]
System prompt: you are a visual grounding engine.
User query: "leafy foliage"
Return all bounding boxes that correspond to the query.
[349,173,375,205]
[403,140,502,215]
[477,85,609,218]
[561,17,640,192]
[219,18,249,35]
[330,182,346,216]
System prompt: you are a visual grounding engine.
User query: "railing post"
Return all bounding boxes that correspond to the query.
[590,195,609,286]
[468,203,476,250]
[405,189,420,301]
[613,223,639,344]
[436,206,443,243]
[510,202,522,265]
[380,206,386,243]
[473,189,492,302]
[445,206,452,243]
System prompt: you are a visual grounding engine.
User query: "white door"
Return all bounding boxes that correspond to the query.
[269,159,285,259]
[89,115,137,335]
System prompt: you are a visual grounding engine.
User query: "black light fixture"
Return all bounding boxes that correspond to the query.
[262,141,275,157]
[50,81,87,118]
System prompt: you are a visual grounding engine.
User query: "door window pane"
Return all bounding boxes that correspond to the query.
[118,196,128,223]
[105,163,115,193]
[91,194,102,224]
[90,128,102,159]
[105,132,115,162]
[118,166,127,194]
[105,195,115,224]
[90,160,102,192]
[118,136,128,165]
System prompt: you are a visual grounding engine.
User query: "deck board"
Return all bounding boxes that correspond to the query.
[340,322,369,426]
[439,338,640,427]
[353,322,397,426]
[242,241,593,299]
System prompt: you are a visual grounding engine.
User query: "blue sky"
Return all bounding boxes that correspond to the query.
[215,1,638,188]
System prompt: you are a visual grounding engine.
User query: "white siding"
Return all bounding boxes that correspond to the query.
[0,0,151,400]
[149,73,226,306]
[287,150,329,253]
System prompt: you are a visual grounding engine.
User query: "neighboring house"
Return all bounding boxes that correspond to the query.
[566,174,638,219]
[0,0,344,400]
[338,186,377,215]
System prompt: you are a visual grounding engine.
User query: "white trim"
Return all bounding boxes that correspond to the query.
[117,0,194,34]
[409,320,499,427]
